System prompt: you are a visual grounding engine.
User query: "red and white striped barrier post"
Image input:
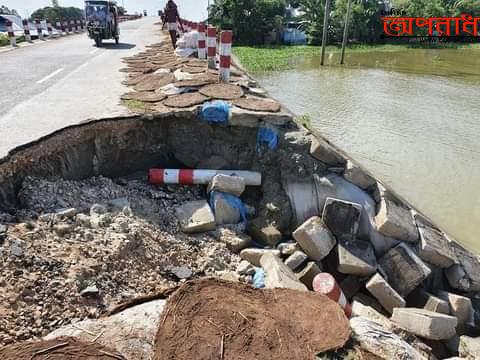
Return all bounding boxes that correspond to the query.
[55,19,63,36]
[219,30,232,83]
[207,26,217,69]
[197,23,206,59]
[81,19,85,31]
[63,20,69,35]
[70,20,75,33]
[76,19,81,32]
[192,22,198,32]
[149,169,262,186]
[35,19,44,40]
[47,19,53,38]
[313,273,352,318]
[6,20,16,47]
[23,19,32,43]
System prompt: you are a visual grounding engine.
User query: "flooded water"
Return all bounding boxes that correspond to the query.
[256,47,480,252]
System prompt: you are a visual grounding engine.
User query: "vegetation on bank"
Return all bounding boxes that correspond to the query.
[0,34,25,47]
[234,43,480,71]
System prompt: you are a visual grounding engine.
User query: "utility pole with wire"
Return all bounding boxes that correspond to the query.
[320,0,331,66]
[340,0,353,65]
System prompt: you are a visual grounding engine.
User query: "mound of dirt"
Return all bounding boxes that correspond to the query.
[199,84,244,100]
[0,337,121,360]
[154,278,350,360]
[164,92,209,108]
[233,98,282,113]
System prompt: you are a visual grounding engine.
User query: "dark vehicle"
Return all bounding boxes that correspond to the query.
[143,10,148,17]
[85,0,119,47]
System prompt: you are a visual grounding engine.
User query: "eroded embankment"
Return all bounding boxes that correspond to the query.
[1,37,479,359]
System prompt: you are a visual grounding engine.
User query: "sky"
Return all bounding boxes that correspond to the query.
[2,0,209,20]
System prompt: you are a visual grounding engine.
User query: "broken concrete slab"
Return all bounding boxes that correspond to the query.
[437,291,475,335]
[338,239,377,277]
[375,197,418,242]
[322,197,362,241]
[407,288,450,315]
[445,241,480,292]
[293,216,336,261]
[295,261,322,290]
[260,252,308,291]
[379,243,431,297]
[278,242,299,256]
[366,273,406,314]
[240,248,280,267]
[46,299,167,360]
[217,227,252,253]
[351,301,392,329]
[229,106,292,128]
[350,317,425,360]
[248,218,282,246]
[417,218,457,268]
[175,200,216,233]
[392,308,458,340]
[369,230,400,258]
[207,174,246,197]
[459,335,480,359]
[310,136,346,166]
[284,250,308,271]
[210,192,242,226]
[343,161,376,190]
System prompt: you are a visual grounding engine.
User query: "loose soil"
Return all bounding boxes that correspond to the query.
[154,278,351,360]
[233,98,282,113]
[200,84,245,100]
[0,337,121,360]
[164,92,210,108]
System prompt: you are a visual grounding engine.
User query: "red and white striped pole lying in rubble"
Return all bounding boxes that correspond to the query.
[313,273,352,318]
[207,26,217,69]
[149,169,262,186]
[35,19,44,40]
[47,19,53,38]
[23,19,32,43]
[219,30,232,83]
[197,23,206,59]
[6,20,16,47]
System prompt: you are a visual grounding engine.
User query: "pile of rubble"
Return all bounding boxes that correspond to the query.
[0,175,242,346]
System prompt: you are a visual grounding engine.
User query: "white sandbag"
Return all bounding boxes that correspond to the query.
[157,83,187,95]
[174,68,194,81]
[184,30,200,49]
[175,47,195,58]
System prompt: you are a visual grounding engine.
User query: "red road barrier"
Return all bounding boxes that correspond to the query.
[198,23,206,59]
[6,20,16,47]
[36,19,44,40]
[23,19,32,43]
[207,26,217,69]
[313,273,352,318]
[219,30,232,83]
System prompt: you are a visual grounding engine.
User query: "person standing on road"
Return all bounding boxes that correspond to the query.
[162,0,184,48]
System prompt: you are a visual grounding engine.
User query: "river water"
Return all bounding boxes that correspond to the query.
[255,47,480,252]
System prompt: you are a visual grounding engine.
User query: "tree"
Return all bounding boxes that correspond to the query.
[52,0,60,7]
[30,6,83,21]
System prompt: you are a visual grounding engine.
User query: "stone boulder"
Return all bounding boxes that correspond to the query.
[293,216,336,261]
[175,200,216,233]
[260,252,308,291]
[375,198,418,242]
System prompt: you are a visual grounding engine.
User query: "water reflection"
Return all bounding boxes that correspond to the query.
[256,47,480,252]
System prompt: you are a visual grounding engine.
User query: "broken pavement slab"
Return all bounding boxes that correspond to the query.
[240,248,280,267]
[175,200,216,233]
[296,261,322,290]
[284,250,308,271]
[310,136,346,166]
[337,239,377,277]
[366,273,406,314]
[417,217,457,268]
[207,174,246,197]
[445,241,480,292]
[247,218,282,246]
[322,197,362,241]
[379,243,431,297]
[343,161,376,190]
[437,291,475,335]
[392,308,458,340]
[260,252,308,291]
[407,288,450,315]
[375,197,419,242]
[293,216,336,261]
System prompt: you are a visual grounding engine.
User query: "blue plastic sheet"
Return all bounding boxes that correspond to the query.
[253,268,265,288]
[209,191,247,224]
[199,100,231,124]
[256,126,279,153]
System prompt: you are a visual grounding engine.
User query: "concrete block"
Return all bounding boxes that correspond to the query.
[366,273,406,314]
[445,241,480,292]
[379,243,431,297]
[392,308,458,340]
[207,174,246,197]
[217,227,252,253]
[437,291,475,335]
[375,197,418,242]
[248,218,282,246]
[260,252,308,292]
[351,301,392,329]
[310,136,346,166]
[211,192,242,225]
[277,242,299,256]
[175,200,216,233]
[293,216,336,261]
[284,250,308,271]
[407,288,450,315]
[338,239,377,277]
[343,161,376,190]
[295,261,322,290]
[322,197,362,241]
[240,248,280,267]
[369,230,400,258]
[417,218,457,268]
[459,335,480,359]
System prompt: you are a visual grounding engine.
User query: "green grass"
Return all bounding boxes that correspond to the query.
[233,43,480,72]
[121,99,148,112]
[295,115,312,130]
[0,34,26,47]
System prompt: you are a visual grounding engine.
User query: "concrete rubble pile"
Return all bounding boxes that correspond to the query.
[0,32,479,360]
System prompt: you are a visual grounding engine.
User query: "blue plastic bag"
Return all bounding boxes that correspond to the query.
[256,126,279,153]
[253,268,265,288]
[209,191,247,225]
[199,101,231,124]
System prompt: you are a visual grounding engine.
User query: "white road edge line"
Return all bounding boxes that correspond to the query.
[36,68,64,84]
[89,48,99,55]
